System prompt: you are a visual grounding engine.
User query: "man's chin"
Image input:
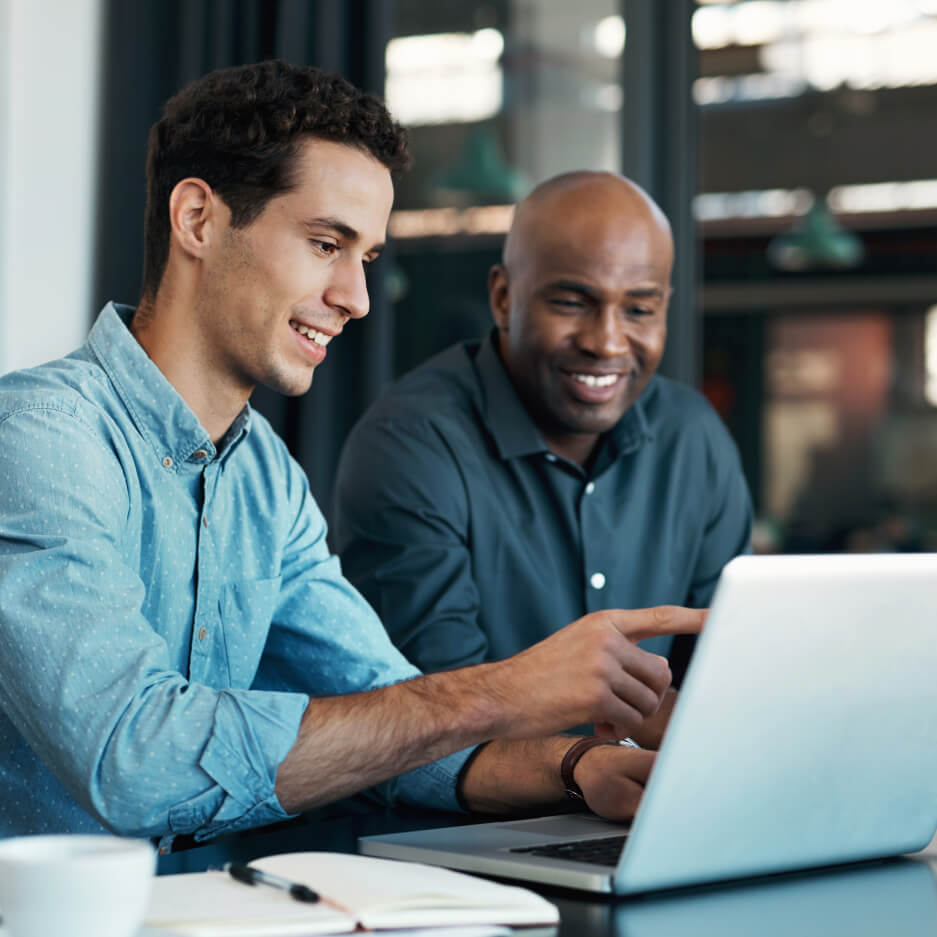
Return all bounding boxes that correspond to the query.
[552,411,623,439]
[262,369,317,398]
[559,395,632,434]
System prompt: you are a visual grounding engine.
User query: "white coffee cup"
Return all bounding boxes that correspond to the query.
[0,834,155,937]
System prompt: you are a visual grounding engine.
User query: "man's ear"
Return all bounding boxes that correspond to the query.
[488,264,510,331]
[168,177,219,260]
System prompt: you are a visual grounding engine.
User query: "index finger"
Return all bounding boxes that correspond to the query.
[606,605,707,642]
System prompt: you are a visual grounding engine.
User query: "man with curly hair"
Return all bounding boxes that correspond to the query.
[0,61,702,848]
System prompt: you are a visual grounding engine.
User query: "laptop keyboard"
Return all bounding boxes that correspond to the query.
[509,833,628,867]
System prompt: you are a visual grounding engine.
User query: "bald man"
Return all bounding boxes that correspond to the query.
[334,171,752,747]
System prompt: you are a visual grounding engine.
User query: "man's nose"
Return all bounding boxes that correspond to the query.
[577,307,630,358]
[324,256,370,320]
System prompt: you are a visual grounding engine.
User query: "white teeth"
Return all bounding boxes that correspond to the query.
[572,373,618,388]
[291,323,332,346]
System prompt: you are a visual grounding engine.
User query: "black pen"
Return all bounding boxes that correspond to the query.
[224,862,319,903]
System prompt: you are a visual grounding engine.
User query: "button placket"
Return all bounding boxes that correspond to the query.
[580,475,607,608]
[189,465,219,678]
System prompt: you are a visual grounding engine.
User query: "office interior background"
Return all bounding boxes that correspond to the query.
[2,0,936,556]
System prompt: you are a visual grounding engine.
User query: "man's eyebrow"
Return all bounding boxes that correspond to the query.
[304,217,385,255]
[625,286,666,299]
[543,280,666,300]
[304,216,360,240]
[544,280,599,299]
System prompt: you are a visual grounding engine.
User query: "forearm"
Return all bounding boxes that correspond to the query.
[457,737,572,814]
[276,605,703,814]
[462,736,657,823]
[275,665,510,813]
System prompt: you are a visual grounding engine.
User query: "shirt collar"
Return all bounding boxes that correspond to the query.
[87,303,251,467]
[475,329,653,464]
[475,331,548,460]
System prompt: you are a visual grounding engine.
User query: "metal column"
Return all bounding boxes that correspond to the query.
[621,0,700,388]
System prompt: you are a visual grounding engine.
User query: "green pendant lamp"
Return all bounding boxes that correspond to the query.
[767,198,864,272]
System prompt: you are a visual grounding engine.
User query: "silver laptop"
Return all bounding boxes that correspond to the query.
[361,553,937,894]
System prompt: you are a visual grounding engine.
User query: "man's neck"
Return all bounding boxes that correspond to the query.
[131,297,251,445]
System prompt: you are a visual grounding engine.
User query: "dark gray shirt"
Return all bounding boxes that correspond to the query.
[333,333,752,675]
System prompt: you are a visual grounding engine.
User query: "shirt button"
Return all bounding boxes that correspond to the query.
[198,626,207,641]
[162,456,173,468]
[585,481,595,495]
[590,572,607,590]
[192,449,208,460]
[545,453,557,463]
[202,515,209,527]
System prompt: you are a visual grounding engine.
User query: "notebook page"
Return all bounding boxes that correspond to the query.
[253,853,559,929]
[144,870,356,937]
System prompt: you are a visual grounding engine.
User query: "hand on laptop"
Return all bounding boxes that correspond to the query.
[612,686,679,750]
[488,605,705,740]
[575,744,656,822]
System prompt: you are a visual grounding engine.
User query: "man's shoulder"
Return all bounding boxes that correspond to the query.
[638,375,743,482]
[0,349,111,427]
[0,352,137,496]
[641,374,728,436]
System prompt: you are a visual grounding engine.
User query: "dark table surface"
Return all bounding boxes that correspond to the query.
[156,803,937,937]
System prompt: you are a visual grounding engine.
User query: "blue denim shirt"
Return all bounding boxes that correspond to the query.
[0,303,470,844]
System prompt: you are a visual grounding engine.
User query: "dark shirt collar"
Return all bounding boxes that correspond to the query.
[475,331,546,460]
[474,329,653,467]
[87,302,251,466]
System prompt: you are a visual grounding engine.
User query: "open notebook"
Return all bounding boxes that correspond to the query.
[143,851,559,936]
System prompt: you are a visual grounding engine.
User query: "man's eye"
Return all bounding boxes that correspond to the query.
[311,240,338,255]
[628,306,654,317]
[550,297,585,310]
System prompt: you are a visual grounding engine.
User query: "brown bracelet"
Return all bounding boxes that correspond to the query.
[560,737,621,801]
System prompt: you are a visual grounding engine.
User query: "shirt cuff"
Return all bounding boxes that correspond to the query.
[454,741,490,812]
[395,745,477,813]
[168,688,308,839]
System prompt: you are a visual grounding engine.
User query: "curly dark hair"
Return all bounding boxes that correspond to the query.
[141,60,410,300]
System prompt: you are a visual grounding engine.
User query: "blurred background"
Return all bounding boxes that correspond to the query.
[2,0,937,554]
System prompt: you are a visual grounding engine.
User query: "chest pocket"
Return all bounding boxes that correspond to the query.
[219,577,282,688]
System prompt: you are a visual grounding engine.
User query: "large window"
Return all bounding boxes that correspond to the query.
[384,0,627,375]
[697,0,937,552]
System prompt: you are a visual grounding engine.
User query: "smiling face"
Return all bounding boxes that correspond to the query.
[490,174,673,465]
[195,138,394,399]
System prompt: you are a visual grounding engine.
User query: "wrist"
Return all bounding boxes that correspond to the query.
[560,737,622,801]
